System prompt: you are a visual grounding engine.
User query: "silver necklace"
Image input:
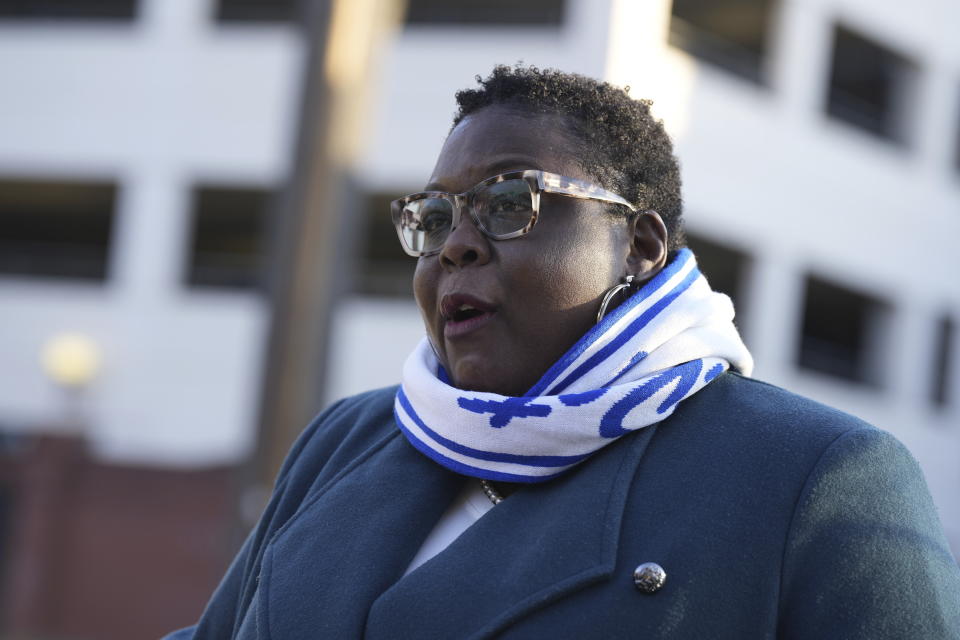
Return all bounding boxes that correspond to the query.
[479,479,503,505]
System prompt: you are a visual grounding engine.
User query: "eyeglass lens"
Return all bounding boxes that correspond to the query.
[397,179,535,254]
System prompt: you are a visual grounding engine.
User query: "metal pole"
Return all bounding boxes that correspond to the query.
[249,0,405,507]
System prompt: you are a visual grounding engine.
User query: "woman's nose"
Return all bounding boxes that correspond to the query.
[439,211,491,270]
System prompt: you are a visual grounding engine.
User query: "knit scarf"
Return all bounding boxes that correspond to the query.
[394,248,753,483]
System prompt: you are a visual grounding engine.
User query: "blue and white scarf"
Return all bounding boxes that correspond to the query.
[394,248,753,483]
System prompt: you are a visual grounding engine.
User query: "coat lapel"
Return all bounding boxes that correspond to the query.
[366,425,659,640]
[256,430,462,639]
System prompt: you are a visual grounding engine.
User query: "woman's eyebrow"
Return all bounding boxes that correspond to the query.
[485,156,544,175]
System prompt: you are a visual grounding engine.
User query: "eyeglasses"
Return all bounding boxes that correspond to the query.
[390,170,638,258]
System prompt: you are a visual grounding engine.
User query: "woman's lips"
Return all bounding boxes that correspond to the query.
[439,293,497,339]
[444,309,495,338]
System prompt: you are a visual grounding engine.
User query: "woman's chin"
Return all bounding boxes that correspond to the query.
[448,361,523,396]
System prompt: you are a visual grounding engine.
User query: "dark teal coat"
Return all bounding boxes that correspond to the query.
[167,373,960,639]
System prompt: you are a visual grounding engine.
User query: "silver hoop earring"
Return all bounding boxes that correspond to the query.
[596,275,636,323]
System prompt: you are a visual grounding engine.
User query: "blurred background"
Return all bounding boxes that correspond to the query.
[0,0,957,637]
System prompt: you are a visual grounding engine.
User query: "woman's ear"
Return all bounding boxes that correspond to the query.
[626,210,668,282]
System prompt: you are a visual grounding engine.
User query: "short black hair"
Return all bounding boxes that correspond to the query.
[453,65,685,249]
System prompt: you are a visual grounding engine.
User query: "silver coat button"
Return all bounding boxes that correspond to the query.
[633,562,667,593]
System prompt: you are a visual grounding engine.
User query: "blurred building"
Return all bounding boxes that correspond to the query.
[0,0,957,637]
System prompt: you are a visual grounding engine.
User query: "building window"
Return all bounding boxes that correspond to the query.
[0,178,116,281]
[825,25,917,144]
[185,186,272,291]
[931,315,954,408]
[797,276,889,386]
[405,0,565,26]
[215,0,299,23]
[668,0,776,83]
[0,1,137,20]
[352,191,415,297]
[686,233,751,333]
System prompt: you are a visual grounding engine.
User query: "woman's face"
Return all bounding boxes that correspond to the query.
[413,106,661,396]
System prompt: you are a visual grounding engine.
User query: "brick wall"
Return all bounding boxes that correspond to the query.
[0,434,241,639]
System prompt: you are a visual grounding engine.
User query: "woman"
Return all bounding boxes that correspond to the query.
[168,67,960,639]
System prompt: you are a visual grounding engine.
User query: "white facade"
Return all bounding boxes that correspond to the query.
[0,0,957,550]
[0,0,303,465]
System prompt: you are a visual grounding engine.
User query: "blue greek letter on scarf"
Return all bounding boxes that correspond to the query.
[599,359,704,438]
[458,396,552,428]
[558,388,608,406]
